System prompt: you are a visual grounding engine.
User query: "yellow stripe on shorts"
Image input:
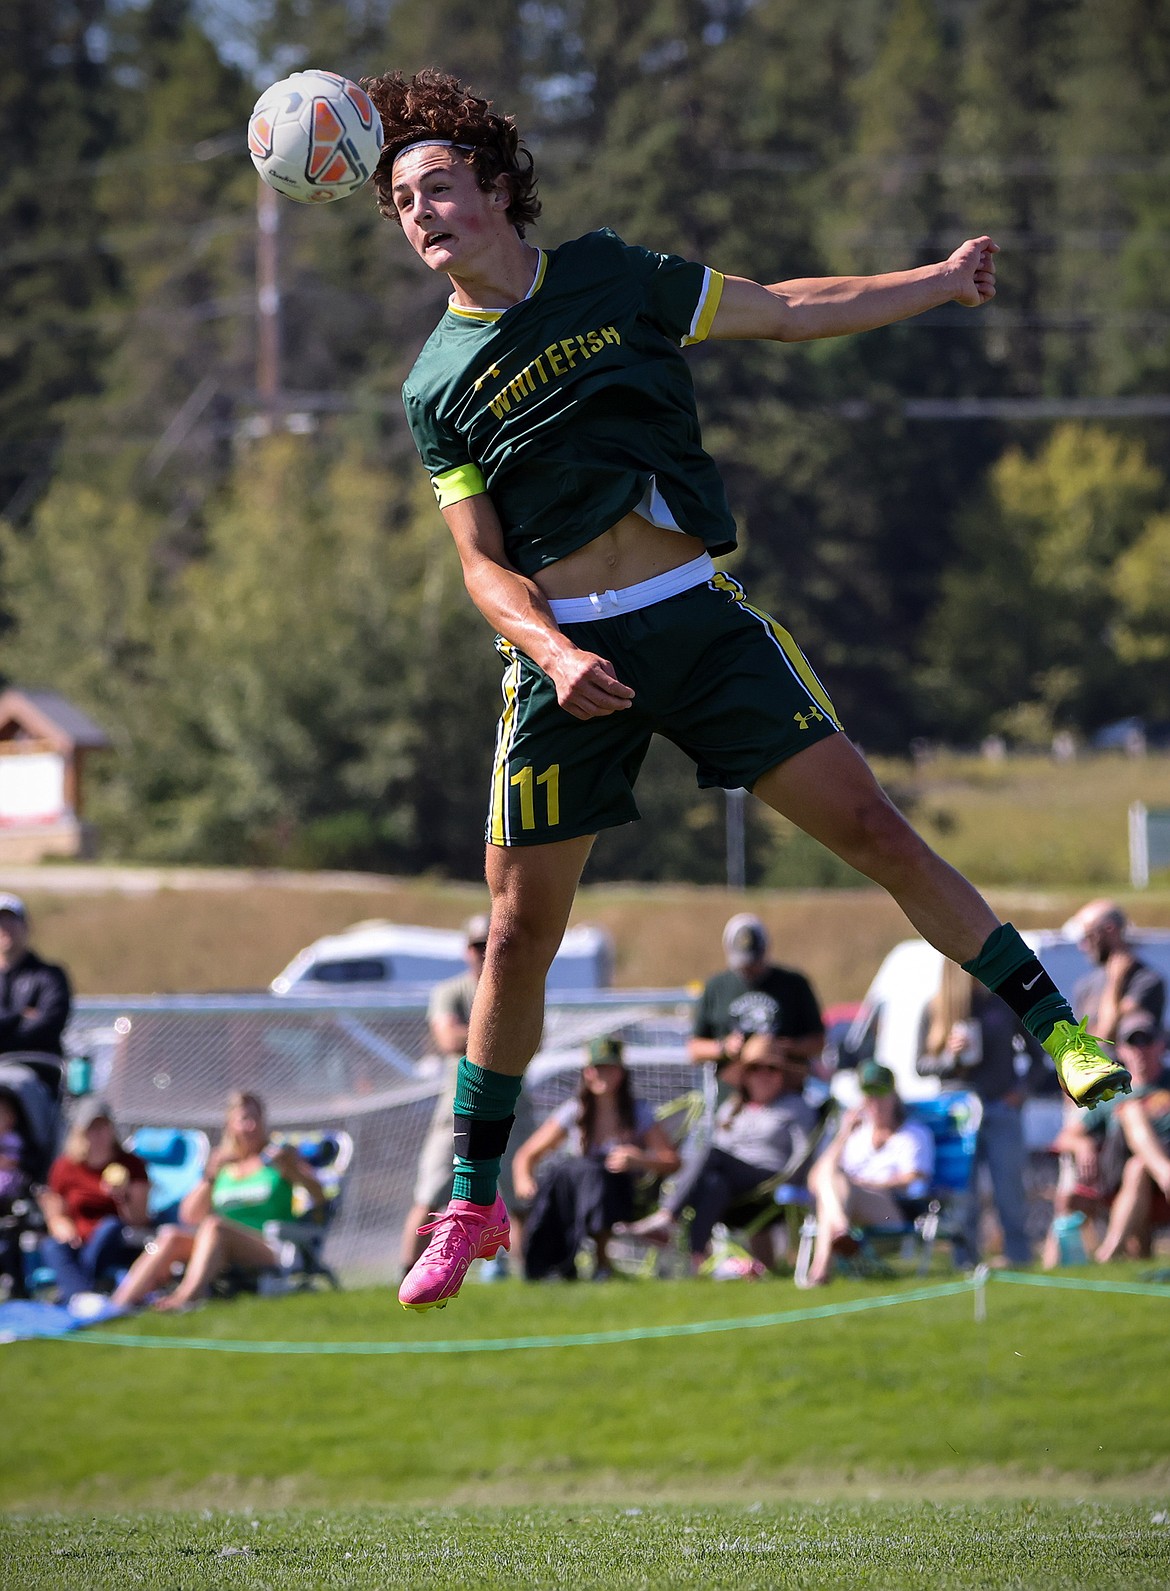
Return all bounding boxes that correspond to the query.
[489,646,523,845]
[709,572,842,729]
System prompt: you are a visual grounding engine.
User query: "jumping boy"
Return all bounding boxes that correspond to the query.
[359,69,1131,1310]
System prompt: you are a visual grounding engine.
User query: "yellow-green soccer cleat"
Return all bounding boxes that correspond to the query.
[1043,1018,1133,1108]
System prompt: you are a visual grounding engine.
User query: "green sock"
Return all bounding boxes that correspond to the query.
[451,1058,523,1206]
[961,921,1075,1044]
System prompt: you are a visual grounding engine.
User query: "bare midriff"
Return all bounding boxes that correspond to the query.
[533,512,708,601]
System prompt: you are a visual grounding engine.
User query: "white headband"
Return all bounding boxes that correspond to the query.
[391,138,475,165]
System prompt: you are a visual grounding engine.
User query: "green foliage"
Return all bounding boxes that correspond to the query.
[920,424,1170,739]
[0,0,118,518]
[4,0,1170,877]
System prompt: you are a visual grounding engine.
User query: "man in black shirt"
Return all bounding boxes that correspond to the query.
[0,894,72,1057]
[689,913,823,1080]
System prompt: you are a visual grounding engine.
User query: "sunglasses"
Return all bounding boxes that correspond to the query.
[743,1062,788,1075]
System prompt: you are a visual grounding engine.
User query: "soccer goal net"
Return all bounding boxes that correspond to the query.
[64,991,704,1284]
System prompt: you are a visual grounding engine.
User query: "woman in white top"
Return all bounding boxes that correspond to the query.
[511,1037,680,1279]
[800,1061,935,1287]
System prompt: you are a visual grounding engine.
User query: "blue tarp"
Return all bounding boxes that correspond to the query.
[0,1297,125,1342]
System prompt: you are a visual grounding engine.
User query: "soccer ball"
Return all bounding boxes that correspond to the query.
[248,70,384,204]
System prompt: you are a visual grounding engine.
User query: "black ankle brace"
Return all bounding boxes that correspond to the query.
[453,1113,515,1160]
[993,959,1060,1021]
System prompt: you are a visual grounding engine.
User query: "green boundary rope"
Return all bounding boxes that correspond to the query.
[33,1270,1168,1357]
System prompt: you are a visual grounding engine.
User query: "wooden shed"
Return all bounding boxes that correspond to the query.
[0,689,110,861]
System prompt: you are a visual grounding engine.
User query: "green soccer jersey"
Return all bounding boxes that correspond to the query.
[401,228,736,576]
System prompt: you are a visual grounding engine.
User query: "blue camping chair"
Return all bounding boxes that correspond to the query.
[793,1091,983,1284]
[126,1127,211,1224]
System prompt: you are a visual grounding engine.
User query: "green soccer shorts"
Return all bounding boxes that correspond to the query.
[485,570,841,847]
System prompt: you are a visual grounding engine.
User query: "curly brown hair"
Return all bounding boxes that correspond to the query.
[362,68,541,236]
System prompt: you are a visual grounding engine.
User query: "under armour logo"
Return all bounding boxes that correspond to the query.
[473,365,502,392]
[793,706,825,731]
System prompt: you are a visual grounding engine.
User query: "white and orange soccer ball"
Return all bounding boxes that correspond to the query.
[247,70,384,204]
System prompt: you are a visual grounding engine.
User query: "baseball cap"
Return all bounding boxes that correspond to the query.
[463,912,491,947]
[858,1060,896,1095]
[723,912,768,971]
[1116,1010,1162,1048]
[0,893,27,919]
[73,1096,115,1131]
[587,1035,625,1068]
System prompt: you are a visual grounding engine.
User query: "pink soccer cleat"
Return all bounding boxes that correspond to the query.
[398,1194,510,1311]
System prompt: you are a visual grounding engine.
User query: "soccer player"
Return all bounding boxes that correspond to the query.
[361,68,1131,1311]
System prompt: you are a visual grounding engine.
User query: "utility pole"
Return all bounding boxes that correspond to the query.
[256,178,281,426]
[725,786,746,891]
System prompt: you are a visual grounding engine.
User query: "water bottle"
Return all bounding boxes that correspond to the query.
[952,1020,983,1068]
[66,1055,93,1097]
[1052,1211,1087,1266]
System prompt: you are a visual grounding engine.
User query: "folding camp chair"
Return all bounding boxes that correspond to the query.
[126,1127,210,1224]
[697,1100,838,1276]
[793,1091,982,1284]
[254,1128,354,1292]
[600,1087,708,1279]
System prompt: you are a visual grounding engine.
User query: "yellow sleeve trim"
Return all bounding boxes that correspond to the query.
[431,462,487,508]
[681,268,724,346]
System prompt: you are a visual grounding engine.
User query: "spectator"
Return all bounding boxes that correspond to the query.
[112,1091,324,1312]
[511,1037,679,1280]
[1064,899,1166,1043]
[0,893,71,1058]
[799,1061,935,1288]
[1088,1019,1170,1264]
[0,1088,31,1297]
[0,1090,27,1202]
[689,914,825,1082]
[399,913,490,1275]
[1041,1011,1164,1265]
[1042,903,1168,1260]
[39,1097,150,1304]
[918,962,1046,1269]
[621,1032,820,1272]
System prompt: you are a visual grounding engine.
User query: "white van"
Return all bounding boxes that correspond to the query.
[839,928,1170,1146]
[270,919,614,996]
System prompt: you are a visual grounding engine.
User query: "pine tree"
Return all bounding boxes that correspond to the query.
[0,0,118,521]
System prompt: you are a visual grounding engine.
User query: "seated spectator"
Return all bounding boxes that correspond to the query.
[621,1033,820,1272]
[1091,1022,1170,1264]
[39,1097,151,1304]
[0,1087,31,1297]
[799,1061,935,1288]
[1042,1013,1169,1265]
[0,1089,27,1202]
[511,1037,680,1281]
[112,1091,324,1311]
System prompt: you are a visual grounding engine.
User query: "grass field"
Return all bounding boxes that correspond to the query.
[4,1500,1170,1589]
[5,1269,1169,1586]
[871,750,1170,890]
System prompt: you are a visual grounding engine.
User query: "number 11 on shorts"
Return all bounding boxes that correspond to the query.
[510,763,560,829]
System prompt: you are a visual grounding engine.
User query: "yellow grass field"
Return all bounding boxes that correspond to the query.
[5,752,1170,1001]
[6,867,1169,1005]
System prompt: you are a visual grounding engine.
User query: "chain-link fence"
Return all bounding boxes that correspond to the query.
[65,990,700,1284]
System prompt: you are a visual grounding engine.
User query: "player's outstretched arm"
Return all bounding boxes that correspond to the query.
[709,236,998,343]
[442,495,635,721]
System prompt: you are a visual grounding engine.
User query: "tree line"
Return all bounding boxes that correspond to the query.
[2,0,1169,883]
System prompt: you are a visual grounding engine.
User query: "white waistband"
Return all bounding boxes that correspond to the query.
[548,553,715,624]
